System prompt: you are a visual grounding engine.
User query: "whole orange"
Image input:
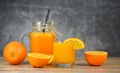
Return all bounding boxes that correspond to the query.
[3,41,27,65]
[84,51,108,66]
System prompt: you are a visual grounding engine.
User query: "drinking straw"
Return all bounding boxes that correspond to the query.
[45,9,50,24]
[43,9,51,32]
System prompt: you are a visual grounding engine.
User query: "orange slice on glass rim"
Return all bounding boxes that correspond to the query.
[63,38,85,50]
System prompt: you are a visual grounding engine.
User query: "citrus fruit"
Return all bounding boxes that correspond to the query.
[84,51,108,66]
[3,41,27,65]
[28,53,51,68]
[48,55,54,64]
[63,38,85,50]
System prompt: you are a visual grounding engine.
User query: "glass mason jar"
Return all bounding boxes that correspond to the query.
[21,21,55,55]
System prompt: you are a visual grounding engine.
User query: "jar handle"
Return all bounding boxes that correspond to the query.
[20,32,29,44]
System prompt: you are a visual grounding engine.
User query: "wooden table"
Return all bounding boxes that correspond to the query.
[0,57,120,73]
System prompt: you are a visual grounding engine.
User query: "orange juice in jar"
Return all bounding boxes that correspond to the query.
[21,21,55,55]
[29,32,55,54]
[53,42,75,67]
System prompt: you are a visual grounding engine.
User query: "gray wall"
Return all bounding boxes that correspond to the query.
[0,0,120,57]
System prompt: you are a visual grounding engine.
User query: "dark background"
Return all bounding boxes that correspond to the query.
[0,0,120,57]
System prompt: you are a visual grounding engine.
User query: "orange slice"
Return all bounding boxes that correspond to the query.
[63,38,85,50]
[48,55,54,64]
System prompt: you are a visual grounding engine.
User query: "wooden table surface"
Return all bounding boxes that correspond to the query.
[0,57,120,73]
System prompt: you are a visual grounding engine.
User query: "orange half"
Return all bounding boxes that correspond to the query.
[28,53,50,67]
[84,51,108,66]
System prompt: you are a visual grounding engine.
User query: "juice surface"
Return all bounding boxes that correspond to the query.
[29,32,55,55]
[53,43,75,64]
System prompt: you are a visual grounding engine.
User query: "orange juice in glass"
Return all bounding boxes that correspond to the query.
[21,21,55,55]
[53,43,75,67]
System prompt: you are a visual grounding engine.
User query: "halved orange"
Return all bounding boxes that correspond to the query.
[63,38,85,50]
[28,53,50,68]
[84,51,108,66]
